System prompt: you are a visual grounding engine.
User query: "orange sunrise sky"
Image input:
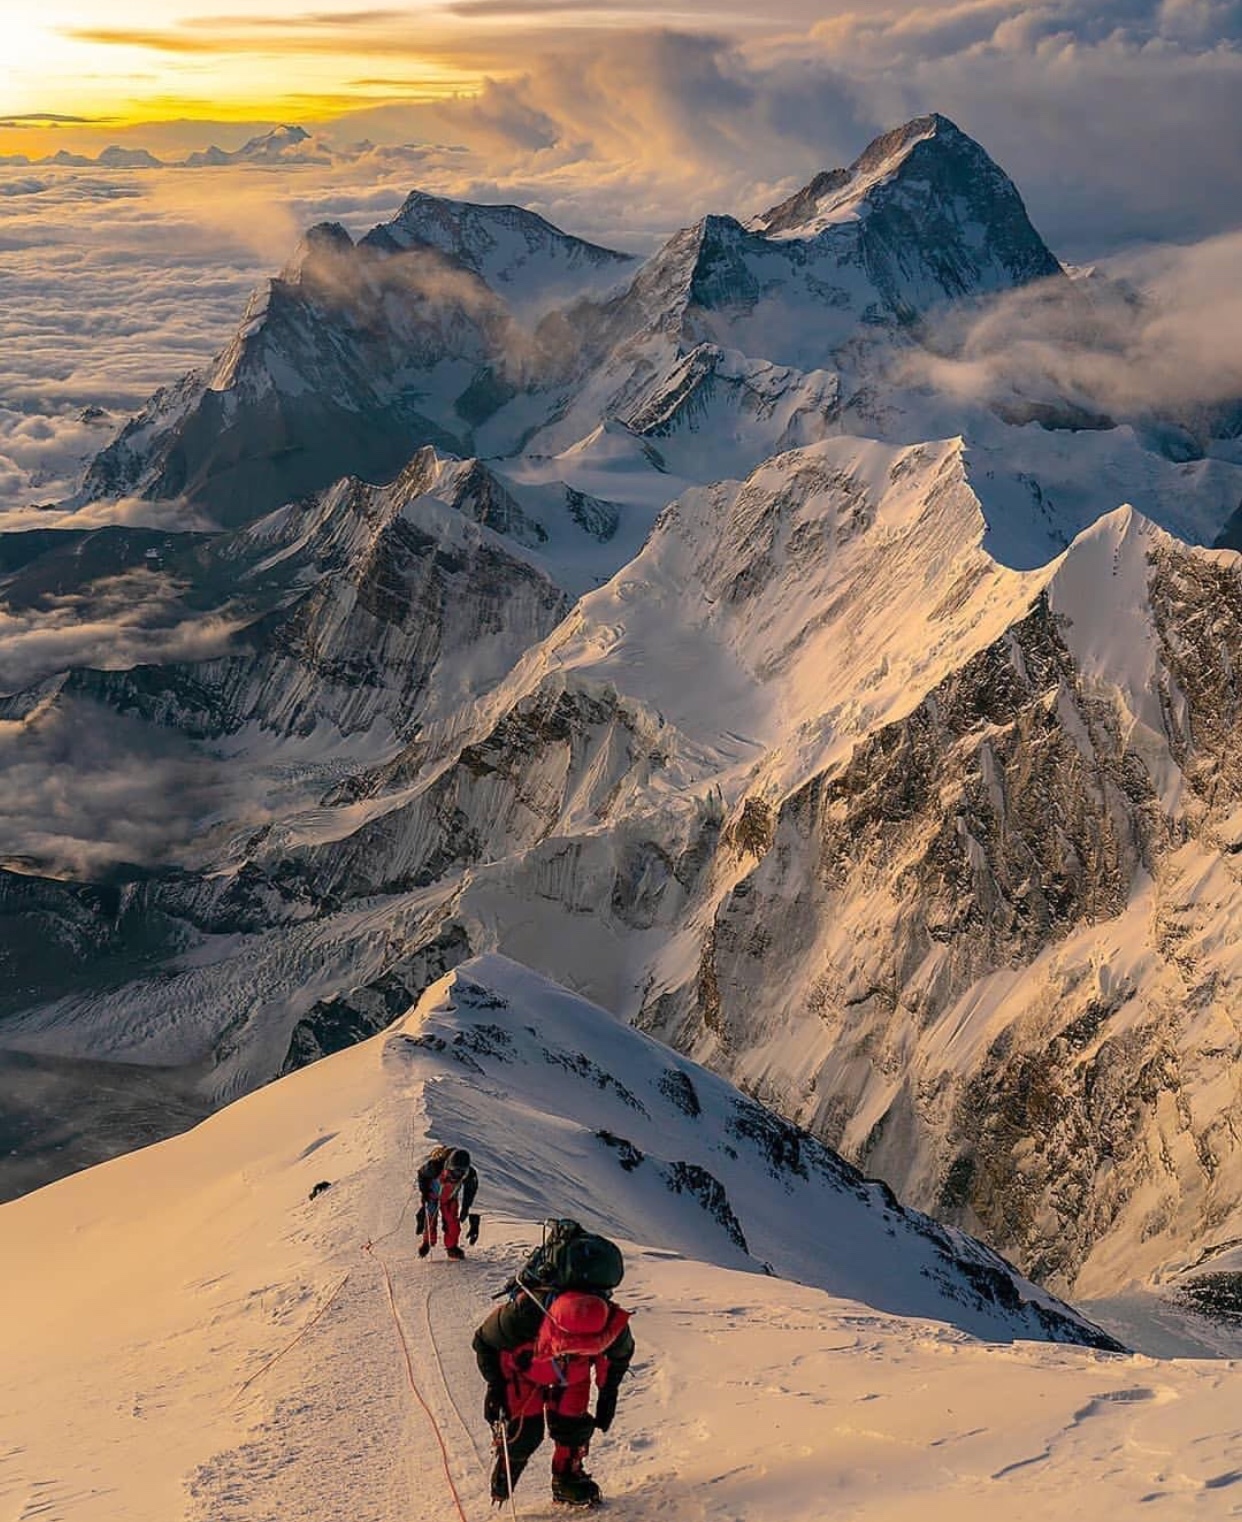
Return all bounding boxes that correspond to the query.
[0,0,767,155]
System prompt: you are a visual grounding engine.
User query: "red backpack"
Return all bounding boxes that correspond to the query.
[534,1291,631,1361]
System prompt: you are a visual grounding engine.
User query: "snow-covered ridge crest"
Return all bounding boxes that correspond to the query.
[26,954,1242,1522]
[643,504,1242,1295]
[398,955,1118,1345]
[362,188,640,316]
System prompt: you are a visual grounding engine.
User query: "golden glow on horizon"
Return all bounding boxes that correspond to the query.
[1,3,494,150]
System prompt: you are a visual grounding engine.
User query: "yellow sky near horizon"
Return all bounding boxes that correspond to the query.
[0,0,750,155]
[0,2,537,153]
[4,0,797,157]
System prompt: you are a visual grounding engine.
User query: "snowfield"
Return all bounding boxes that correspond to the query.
[3,957,1240,1522]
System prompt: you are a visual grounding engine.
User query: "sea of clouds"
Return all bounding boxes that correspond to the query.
[3,5,1240,517]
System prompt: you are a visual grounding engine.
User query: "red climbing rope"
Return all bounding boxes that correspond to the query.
[364,1241,472,1522]
[231,1270,354,1406]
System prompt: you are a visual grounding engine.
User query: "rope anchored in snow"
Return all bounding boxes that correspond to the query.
[364,1239,473,1522]
[231,1270,354,1407]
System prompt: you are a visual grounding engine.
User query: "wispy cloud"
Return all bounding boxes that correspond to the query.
[182,8,418,26]
[67,19,472,60]
[909,232,1242,425]
[446,0,708,14]
[185,7,411,21]
[0,581,244,697]
[0,114,115,129]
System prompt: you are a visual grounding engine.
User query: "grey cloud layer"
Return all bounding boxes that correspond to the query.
[0,700,246,877]
[0,157,428,513]
[0,570,244,696]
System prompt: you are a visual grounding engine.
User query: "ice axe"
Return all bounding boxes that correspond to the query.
[493,1419,519,1520]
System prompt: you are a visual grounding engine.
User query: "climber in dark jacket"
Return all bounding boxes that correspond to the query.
[415,1145,478,1260]
[473,1287,634,1507]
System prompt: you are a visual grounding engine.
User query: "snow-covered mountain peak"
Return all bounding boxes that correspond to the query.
[279,220,356,284]
[183,123,318,167]
[756,114,985,235]
[1059,500,1155,556]
[1041,502,1241,785]
[494,434,1039,796]
[240,124,311,156]
[529,115,1071,461]
[1043,500,1193,642]
[855,111,955,166]
[753,113,945,235]
[359,188,639,314]
[1043,502,1167,667]
[750,112,1061,304]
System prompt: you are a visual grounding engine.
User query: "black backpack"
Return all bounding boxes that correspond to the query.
[517,1218,624,1297]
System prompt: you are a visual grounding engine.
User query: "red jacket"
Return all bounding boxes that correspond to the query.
[474,1288,634,1398]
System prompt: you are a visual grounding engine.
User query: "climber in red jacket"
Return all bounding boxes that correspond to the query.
[472,1285,634,1508]
[415,1145,478,1260]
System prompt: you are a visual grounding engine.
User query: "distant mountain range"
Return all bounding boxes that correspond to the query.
[1,124,330,169]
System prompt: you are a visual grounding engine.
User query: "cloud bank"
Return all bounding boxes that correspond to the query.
[0,152,433,514]
[0,698,243,878]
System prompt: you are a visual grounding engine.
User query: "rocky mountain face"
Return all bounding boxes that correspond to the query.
[520,127,1061,473]
[632,507,1242,1295]
[82,208,636,526]
[751,114,1062,303]
[3,457,571,745]
[5,116,1242,1313]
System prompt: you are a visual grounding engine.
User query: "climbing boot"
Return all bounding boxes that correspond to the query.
[551,1470,602,1507]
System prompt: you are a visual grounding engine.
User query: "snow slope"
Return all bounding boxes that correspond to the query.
[5,955,1242,1522]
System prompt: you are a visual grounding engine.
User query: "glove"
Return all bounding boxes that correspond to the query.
[484,1385,508,1425]
[594,1383,619,1433]
[467,1212,481,1245]
[415,1204,427,1235]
